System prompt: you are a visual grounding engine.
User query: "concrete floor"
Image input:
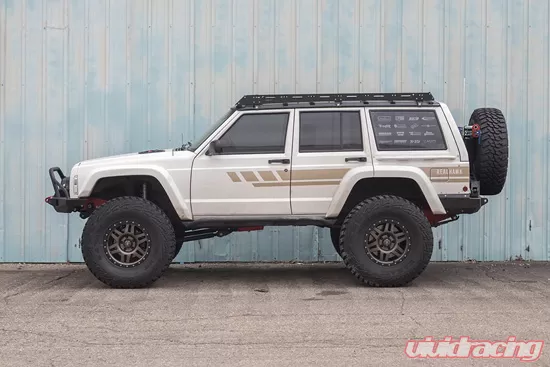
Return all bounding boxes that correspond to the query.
[0,261,549,366]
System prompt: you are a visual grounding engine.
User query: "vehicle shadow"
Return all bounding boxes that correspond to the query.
[159,262,361,288]
[15,261,547,291]
[154,261,550,290]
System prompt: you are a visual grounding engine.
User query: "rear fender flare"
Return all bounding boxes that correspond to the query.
[325,166,446,217]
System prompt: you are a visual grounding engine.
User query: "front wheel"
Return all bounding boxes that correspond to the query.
[340,195,433,287]
[81,196,176,288]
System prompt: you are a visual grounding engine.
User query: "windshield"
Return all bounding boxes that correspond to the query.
[187,108,236,152]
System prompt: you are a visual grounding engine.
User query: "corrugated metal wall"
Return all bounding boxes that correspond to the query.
[0,0,549,263]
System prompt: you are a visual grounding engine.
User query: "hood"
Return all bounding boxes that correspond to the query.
[71,147,196,201]
[77,148,193,168]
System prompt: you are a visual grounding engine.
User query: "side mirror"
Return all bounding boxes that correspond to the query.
[206,140,222,156]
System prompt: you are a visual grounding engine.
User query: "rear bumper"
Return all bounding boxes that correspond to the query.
[45,167,86,213]
[439,194,488,215]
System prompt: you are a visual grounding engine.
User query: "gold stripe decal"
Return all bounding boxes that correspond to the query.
[227,172,241,182]
[241,171,259,182]
[277,170,290,181]
[449,168,469,178]
[292,168,349,181]
[252,180,340,187]
[421,167,470,183]
[227,169,347,187]
[252,182,291,187]
[230,167,469,186]
[292,180,341,186]
[258,171,278,182]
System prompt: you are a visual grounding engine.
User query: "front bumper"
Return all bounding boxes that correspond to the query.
[439,194,488,215]
[45,196,87,213]
[45,167,86,213]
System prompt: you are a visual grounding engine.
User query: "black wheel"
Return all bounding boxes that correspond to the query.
[330,227,342,257]
[81,196,176,288]
[339,195,433,287]
[468,108,508,195]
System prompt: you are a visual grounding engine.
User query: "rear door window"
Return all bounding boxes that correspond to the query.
[299,111,363,152]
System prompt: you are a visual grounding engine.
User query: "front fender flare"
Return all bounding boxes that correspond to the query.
[78,165,192,220]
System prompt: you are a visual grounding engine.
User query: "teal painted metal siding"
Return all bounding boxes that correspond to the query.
[0,0,549,262]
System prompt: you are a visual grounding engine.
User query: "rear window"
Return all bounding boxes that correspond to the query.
[369,110,447,151]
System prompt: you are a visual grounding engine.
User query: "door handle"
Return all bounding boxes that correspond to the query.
[268,159,290,164]
[345,157,367,163]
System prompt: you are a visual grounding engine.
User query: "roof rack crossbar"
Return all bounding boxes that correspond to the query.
[235,92,434,108]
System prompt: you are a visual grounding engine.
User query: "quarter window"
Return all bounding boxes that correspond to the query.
[299,111,363,152]
[369,110,447,151]
[216,113,289,154]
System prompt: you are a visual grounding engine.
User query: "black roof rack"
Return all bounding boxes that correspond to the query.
[235,92,435,109]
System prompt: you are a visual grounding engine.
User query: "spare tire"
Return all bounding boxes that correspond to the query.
[468,108,508,195]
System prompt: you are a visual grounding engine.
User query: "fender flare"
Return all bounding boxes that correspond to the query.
[78,165,192,220]
[325,165,446,217]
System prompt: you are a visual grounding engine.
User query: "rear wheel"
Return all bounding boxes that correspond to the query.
[340,195,433,287]
[81,196,176,288]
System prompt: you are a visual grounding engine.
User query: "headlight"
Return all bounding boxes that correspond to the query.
[72,175,78,195]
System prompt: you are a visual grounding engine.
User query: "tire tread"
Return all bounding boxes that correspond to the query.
[469,108,508,195]
[81,196,176,288]
[339,195,433,287]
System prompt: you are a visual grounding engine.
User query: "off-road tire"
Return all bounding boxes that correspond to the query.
[330,227,342,257]
[339,195,433,287]
[81,196,176,288]
[469,108,508,195]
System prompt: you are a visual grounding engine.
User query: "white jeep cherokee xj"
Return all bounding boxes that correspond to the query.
[46,93,508,288]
